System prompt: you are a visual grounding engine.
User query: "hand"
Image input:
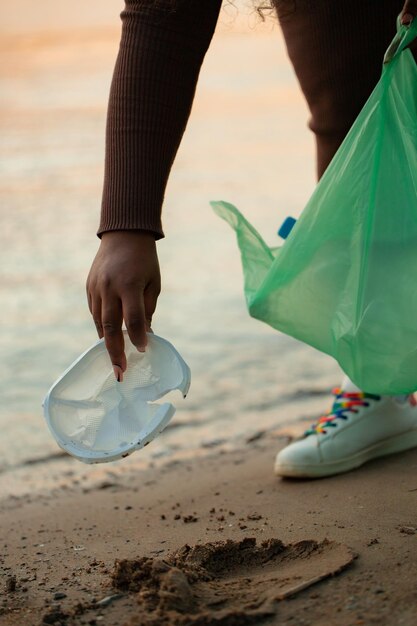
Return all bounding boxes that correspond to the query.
[86,231,161,381]
[401,1,417,24]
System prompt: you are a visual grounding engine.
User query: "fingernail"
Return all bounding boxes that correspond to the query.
[137,346,146,353]
[113,366,123,382]
[402,13,413,25]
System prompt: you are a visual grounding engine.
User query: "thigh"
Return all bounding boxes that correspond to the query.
[275,0,405,177]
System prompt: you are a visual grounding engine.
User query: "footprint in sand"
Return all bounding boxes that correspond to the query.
[111,537,355,626]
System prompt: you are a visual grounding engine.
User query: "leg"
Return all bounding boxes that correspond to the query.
[273,2,417,478]
[275,0,405,178]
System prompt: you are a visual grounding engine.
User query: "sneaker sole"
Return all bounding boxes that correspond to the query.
[274,427,417,478]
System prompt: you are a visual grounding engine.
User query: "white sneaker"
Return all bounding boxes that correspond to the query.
[274,378,417,478]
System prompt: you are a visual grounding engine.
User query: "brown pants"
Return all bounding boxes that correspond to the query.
[276,1,408,178]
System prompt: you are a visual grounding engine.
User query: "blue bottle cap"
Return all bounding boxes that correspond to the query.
[278,216,297,239]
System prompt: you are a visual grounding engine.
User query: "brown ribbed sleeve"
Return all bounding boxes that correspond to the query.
[98,0,222,239]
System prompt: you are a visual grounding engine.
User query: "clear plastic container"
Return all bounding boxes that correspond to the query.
[43,332,191,464]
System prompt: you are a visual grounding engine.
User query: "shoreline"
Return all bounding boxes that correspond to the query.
[1,432,416,625]
[0,418,302,509]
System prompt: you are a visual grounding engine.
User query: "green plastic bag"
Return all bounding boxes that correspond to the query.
[212,20,417,395]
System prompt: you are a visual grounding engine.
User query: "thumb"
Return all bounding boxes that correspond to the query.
[401,1,417,24]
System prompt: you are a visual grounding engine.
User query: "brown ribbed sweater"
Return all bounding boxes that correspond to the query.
[98,0,222,240]
[99,1,406,240]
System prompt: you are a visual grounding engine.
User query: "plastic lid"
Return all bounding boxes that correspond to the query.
[43,332,191,464]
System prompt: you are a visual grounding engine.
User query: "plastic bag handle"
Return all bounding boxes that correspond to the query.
[383,15,417,64]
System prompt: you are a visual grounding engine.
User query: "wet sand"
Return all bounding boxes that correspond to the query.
[1,435,416,625]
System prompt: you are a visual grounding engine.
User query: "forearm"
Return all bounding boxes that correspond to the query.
[98,0,222,239]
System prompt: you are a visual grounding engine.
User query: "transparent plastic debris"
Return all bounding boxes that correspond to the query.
[43,332,191,464]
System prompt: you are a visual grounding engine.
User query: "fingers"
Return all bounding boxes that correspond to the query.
[401,1,417,24]
[87,279,158,383]
[144,283,160,333]
[91,296,104,339]
[88,285,126,381]
[122,290,147,352]
[86,231,161,382]
[102,298,127,382]
[122,280,160,347]
[86,288,93,315]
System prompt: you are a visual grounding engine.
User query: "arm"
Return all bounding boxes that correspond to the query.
[99,0,222,238]
[87,0,221,381]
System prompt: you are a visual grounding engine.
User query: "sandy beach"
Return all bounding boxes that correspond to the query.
[1,434,416,625]
[1,2,417,624]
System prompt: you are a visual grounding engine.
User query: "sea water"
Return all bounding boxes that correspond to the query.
[0,1,339,496]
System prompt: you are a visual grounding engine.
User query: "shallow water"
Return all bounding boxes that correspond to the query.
[0,2,340,495]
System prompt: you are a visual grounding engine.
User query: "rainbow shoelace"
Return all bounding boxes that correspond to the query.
[305,387,381,436]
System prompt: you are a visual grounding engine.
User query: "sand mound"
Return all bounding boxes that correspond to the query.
[111,537,355,626]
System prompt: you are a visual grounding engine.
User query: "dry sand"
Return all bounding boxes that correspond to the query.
[1,433,416,626]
